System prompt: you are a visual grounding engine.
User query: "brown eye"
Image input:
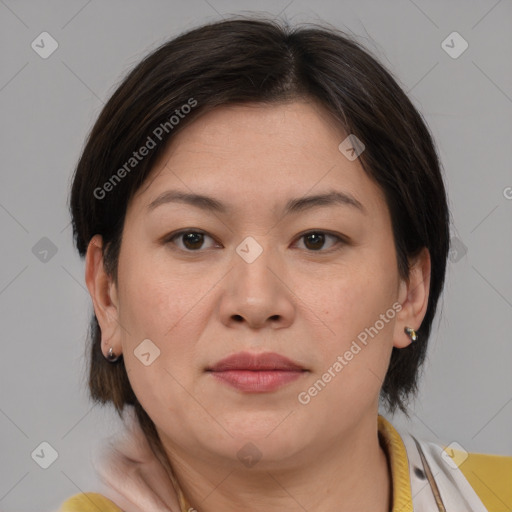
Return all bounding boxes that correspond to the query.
[303,232,325,250]
[165,229,346,254]
[181,232,205,250]
[167,230,216,251]
[296,231,345,252]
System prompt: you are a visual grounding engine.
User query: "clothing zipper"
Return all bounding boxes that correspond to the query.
[412,436,447,512]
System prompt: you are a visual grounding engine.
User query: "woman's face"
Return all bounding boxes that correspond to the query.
[92,100,429,467]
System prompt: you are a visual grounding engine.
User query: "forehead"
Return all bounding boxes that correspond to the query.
[131,101,387,218]
[162,100,346,161]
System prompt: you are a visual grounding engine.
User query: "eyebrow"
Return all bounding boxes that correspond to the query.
[146,189,366,216]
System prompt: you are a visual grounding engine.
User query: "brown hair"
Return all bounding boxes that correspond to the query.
[69,16,450,454]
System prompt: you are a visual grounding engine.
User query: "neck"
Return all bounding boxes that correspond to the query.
[159,413,392,512]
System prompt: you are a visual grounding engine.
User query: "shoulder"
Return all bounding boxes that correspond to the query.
[423,438,512,511]
[456,449,512,511]
[58,492,123,512]
[385,415,512,512]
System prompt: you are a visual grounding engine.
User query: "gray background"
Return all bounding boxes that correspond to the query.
[1,1,511,511]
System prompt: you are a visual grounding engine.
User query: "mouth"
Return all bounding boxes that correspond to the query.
[206,351,308,393]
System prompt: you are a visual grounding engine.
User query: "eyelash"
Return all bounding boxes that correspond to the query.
[164,229,348,254]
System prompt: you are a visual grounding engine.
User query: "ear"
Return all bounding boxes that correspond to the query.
[85,234,122,358]
[393,247,431,348]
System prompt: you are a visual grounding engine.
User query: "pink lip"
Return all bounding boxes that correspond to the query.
[206,352,307,393]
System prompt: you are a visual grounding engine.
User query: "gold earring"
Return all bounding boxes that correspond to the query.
[404,327,418,342]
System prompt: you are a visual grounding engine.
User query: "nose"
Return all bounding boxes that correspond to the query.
[218,243,295,331]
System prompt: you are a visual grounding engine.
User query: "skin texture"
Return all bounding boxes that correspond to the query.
[86,100,431,512]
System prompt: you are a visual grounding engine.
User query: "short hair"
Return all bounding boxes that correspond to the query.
[69,16,450,449]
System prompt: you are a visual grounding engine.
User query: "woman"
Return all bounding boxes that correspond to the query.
[59,16,511,512]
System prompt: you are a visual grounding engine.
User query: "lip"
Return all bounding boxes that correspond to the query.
[206,352,307,393]
[207,351,305,372]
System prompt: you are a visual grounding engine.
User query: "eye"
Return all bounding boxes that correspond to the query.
[164,229,347,253]
[294,231,346,252]
[166,230,218,251]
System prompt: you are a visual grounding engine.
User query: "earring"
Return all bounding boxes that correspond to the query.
[106,346,121,362]
[404,327,418,342]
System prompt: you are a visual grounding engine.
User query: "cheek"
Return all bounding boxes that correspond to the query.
[299,251,398,395]
[119,264,205,419]
[116,248,219,397]
[308,257,397,339]
[118,246,207,340]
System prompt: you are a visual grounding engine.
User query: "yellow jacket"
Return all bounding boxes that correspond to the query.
[59,415,512,511]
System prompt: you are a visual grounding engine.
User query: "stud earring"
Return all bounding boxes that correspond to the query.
[404,327,418,342]
[106,346,121,362]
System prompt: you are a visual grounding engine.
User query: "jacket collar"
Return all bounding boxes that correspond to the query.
[378,415,414,512]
